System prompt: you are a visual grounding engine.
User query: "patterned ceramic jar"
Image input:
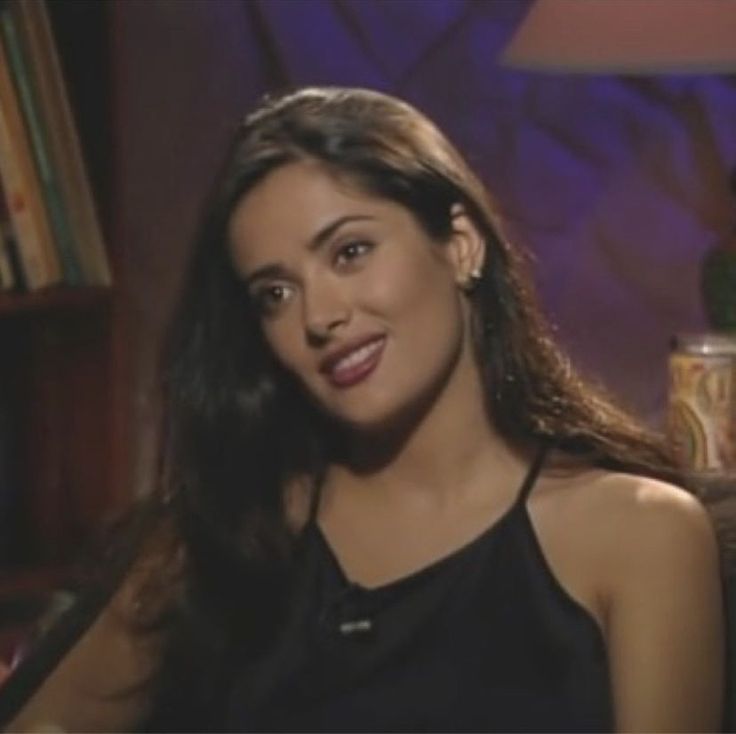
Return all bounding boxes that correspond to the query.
[668,333,736,475]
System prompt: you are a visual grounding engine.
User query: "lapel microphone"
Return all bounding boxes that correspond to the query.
[339,618,373,636]
[322,583,376,638]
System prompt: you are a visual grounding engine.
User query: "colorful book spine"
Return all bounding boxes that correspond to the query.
[0,24,59,290]
[15,0,111,287]
[0,2,81,285]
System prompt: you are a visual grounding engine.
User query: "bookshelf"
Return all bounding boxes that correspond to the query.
[0,285,108,315]
[0,0,121,625]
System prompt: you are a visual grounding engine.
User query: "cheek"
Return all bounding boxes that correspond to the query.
[261,318,305,373]
[373,252,461,335]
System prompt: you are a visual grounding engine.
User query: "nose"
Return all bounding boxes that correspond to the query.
[302,280,351,343]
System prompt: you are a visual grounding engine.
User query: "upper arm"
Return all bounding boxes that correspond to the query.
[5,584,165,733]
[603,480,725,732]
[4,518,182,734]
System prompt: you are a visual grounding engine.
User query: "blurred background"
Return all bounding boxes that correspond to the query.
[108,0,736,496]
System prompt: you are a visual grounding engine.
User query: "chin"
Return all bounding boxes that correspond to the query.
[309,355,459,440]
[324,388,434,440]
[325,403,396,433]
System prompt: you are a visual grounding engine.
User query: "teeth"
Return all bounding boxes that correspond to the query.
[333,339,383,373]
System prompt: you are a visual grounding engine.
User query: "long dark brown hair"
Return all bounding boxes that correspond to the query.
[142,86,677,727]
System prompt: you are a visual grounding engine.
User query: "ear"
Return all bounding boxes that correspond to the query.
[444,203,486,286]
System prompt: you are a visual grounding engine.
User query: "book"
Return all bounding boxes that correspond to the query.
[0,16,59,290]
[0,2,81,285]
[13,0,111,287]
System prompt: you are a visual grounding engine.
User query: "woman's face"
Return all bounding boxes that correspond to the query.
[228,158,482,431]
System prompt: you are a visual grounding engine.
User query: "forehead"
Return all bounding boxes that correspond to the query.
[227,159,401,267]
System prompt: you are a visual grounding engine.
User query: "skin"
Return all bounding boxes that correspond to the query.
[230,159,725,731]
[7,159,724,732]
[228,159,485,437]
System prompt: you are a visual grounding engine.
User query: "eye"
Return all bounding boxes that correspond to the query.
[251,283,294,315]
[333,239,373,268]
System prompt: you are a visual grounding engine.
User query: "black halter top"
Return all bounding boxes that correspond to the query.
[225,446,613,732]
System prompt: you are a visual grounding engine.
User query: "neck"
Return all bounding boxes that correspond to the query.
[328,346,526,506]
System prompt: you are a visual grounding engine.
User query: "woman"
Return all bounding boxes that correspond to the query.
[5,87,724,732]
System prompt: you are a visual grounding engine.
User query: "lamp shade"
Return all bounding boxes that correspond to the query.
[501,0,736,74]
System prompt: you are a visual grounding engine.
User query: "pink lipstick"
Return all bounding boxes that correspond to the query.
[321,336,386,388]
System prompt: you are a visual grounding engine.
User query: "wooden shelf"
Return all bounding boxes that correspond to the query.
[0,3,121,614]
[0,286,111,318]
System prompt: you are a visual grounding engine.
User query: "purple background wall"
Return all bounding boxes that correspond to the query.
[108,0,736,494]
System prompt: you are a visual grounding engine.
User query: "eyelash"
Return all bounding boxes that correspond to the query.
[252,283,293,315]
[333,239,374,267]
[251,239,375,315]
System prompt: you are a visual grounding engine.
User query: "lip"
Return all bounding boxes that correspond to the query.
[319,334,386,388]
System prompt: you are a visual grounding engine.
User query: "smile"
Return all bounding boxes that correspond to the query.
[325,336,386,388]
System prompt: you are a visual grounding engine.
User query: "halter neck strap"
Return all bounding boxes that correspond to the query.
[515,441,550,507]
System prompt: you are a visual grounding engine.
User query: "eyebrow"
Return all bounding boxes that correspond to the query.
[243,214,376,287]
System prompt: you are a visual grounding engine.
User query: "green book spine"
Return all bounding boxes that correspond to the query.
[0,4,81,285]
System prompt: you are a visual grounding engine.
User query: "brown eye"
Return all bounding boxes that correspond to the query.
[253,283,294,314]
[334,240,373,267]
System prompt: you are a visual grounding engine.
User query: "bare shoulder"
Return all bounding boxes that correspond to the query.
[575,471,713,542]
[553,469,719,589]
[564,474,725,730]
[534,465,724,729]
